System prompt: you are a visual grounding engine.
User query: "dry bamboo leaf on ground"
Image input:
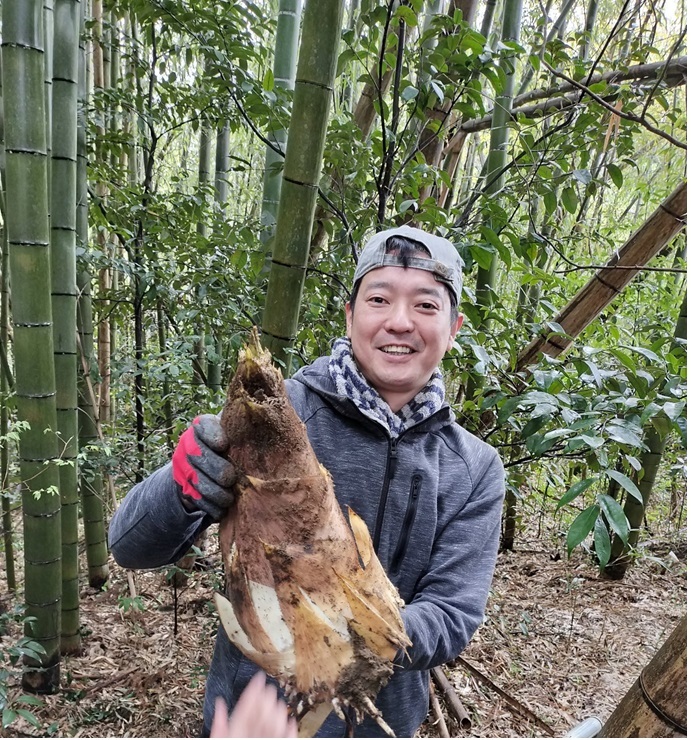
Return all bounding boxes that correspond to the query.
[214,329,411,737]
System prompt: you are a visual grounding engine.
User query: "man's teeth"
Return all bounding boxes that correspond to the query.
[381,346,413,354]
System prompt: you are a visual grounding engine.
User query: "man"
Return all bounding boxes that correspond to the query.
[109,225,505,737]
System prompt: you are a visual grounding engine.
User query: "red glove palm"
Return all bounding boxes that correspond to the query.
[172,415,236,521]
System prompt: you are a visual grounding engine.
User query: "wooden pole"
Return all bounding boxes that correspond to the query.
[598,615,686,738]
[517,181,687,371]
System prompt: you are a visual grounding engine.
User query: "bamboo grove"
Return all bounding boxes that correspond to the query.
[0,0,686,697]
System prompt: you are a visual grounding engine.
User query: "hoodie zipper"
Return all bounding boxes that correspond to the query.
[372,437,398,553]
[389,473,422,576]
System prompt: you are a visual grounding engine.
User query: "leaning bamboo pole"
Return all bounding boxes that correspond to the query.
[516,181,687,371]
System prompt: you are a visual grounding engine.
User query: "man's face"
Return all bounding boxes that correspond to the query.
[345,266,463,412]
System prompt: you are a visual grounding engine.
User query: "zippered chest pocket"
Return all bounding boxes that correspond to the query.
[389,473,422,576]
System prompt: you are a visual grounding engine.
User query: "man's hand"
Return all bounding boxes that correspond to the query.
[172,414,236,521]
[210,673,297,738]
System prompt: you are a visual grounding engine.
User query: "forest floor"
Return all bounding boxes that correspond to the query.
[1,519,686,739]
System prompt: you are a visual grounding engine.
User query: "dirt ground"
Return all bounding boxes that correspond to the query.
[1,522,686,739]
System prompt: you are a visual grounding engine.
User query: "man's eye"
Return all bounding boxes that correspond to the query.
[368,296,386,304]
[420,302,438,310]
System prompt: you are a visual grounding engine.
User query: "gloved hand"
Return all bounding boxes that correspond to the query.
[172,414,237,522]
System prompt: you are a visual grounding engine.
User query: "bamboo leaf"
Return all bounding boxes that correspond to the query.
[603,470,643,503]
[2,710,17,729]
[556,477,597,510]
[566,505,599,555]
[663,401,685,421]
[401,85,418,101]
[561,186,579,213]
[607,163,624,188]
[593,516,612,566]
[597,494,629,543]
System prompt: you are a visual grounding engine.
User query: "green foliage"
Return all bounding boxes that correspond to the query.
[0,606,46,731]
[75,0,685,569]
[117,595,146,613]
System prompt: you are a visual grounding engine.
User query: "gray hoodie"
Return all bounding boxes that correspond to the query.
[109,356,505,737]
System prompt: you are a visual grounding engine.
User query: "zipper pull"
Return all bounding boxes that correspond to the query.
[388,440,398,479]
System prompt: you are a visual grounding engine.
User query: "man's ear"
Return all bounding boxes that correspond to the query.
[447,313,463,351]
[345,302,353,339]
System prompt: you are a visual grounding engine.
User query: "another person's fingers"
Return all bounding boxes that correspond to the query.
[209,697,230,738]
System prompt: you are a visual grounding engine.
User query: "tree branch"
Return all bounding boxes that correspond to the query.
[542,60,687,150]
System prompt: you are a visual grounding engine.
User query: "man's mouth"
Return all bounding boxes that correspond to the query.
[380,345,414,355]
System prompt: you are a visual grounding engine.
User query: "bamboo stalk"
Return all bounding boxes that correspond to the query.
[516,181,687,371]
[429,677,451,738]
[432,665,472,730]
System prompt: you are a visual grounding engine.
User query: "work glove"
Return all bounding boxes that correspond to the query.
[172,414,237,522]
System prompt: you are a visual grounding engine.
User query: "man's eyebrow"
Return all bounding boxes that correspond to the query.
[364,281,445,299]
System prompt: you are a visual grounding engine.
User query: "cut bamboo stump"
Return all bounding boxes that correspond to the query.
[597,615,686,738]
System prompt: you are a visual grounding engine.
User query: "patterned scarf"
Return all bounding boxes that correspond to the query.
[328,337,446,438]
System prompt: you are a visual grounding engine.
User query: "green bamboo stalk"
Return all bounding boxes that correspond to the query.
[474,0,523,318]
[3,0,62,692]
[578,0,599,61]
[262,0,346,370]
[51,0,82,655]
[76,0,109,589]
[44,0,54,204]
[260,0,302,245]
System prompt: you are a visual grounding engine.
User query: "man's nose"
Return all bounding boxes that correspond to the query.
[385,303,414,332]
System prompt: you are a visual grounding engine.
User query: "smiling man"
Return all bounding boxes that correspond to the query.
[109,225,505,738]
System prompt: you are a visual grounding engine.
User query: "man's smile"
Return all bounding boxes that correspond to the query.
[379,345,415,355]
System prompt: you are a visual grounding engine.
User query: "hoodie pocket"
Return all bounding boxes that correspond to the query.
[389,473,422,576]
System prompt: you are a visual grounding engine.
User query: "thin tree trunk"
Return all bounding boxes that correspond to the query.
[516,182,687,370]
[262,0,346,369]
[52,0,82,655]
[155,302,174,451]
[208,122,231,397]
[92,0,111,429]
[193,125,212,396]
[578,0,599,61]
[3,0,62,693]
[0,47,17,593]
[76,0,108,589]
